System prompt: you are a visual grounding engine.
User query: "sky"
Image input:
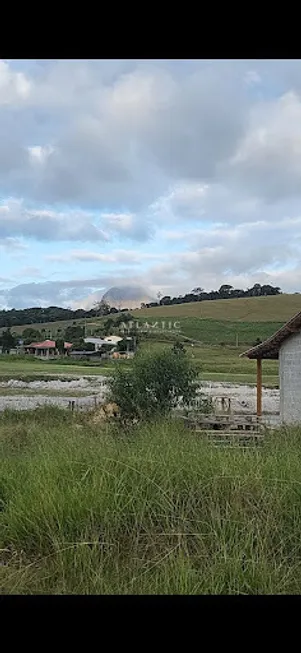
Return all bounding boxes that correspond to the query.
[1,59,301,309]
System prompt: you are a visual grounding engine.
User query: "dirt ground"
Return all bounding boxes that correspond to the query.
[0,377,280,420]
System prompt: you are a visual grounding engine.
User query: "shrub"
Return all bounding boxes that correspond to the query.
[172,340,186,355]
[108,347,199,422]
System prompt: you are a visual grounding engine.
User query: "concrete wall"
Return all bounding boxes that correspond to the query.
[279,330,301,423]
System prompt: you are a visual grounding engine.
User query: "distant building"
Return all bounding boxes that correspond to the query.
[103,335,123,345]
[24,340,72,359]
[84,337,110,351]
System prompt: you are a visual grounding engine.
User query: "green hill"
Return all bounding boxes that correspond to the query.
[2,294,301,348]
[133,294,301,322]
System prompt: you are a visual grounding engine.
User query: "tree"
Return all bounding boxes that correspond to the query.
[94,300,110,316]
[191,287,204,295]
[103,318,114,335]
[248,283,262,297]
[218,284,233,298]
[160,296,171,305]
[22,327,42,345]
[71,338,95,351]
[55,338,65,355]
[108,347,199,422]
[64,325,84,342]
[0,328,16,353]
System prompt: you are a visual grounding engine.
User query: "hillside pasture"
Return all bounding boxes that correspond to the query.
[134,294,301,322]
[1,294,301,340]
[136,317,283,346]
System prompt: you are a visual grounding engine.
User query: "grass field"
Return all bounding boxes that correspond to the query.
[134,293,301,322]
[0,359,113,381]
[0,345,279,386]
[1,408,301,594]
[136,317,283,345]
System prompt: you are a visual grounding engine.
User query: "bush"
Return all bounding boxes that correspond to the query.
[172,340,186,355]
[108,347,199,422]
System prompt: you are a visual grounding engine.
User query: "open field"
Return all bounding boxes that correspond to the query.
[5,317,284,346]
[137,318,283,346]
[0,359,114,381]
[134,293,301,322]
[0,345,279,386]
[1,408,301,594]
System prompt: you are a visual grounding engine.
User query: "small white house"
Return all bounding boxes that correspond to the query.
[103,335,123,345]
[242,310,301,424]
[84,337,109,351]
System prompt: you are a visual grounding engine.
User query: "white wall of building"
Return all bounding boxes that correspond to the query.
[279,331,301,423]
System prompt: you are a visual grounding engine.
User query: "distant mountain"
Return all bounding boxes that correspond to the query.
[102,285,155,309]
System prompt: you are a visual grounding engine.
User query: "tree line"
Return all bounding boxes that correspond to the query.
[0,301,123,329]
[142,283,282,308]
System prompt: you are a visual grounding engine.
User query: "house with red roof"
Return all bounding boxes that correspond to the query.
[24,339,72,359]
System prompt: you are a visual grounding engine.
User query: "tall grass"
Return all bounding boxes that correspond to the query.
[1,407,301,594]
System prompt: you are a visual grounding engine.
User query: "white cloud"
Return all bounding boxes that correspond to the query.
[244,70,262,86]
[28,144,55,165]
[0,60,32,106]
[0,198,108,243]
[45,248,164,265]
[229,91,301,201]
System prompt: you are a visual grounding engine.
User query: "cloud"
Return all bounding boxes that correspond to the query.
[0,199,108,243]
[3,60,301,309]
[0,60,248,210]
[229,91,301,202]
[0,236,27,251]
[2,273,145,309]
[151,182,209,223]
[0,198,154,244]
[244,70,262,87]
[0,60,31,106]
[46,249,163,265]
[101,213,153,241]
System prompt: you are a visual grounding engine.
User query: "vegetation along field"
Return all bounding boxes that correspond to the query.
[1,407,301,594]
[0,346,278,386]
